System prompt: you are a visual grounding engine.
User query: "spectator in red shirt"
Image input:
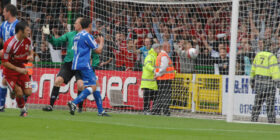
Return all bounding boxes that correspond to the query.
[133,17,148,48]
[113,32,127,71]
[125,40,137,71]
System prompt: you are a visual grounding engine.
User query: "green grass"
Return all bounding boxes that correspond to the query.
[0,109,280,140]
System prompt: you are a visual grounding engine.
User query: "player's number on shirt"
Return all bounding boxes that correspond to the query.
[260,57,265,65]
[25,82,32,89]
[72,42,78,53]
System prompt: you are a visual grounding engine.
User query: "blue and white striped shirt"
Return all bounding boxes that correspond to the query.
[0,19,19,43]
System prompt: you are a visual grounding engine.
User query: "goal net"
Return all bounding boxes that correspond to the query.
[9,0,280,123]
[230,0,280,123]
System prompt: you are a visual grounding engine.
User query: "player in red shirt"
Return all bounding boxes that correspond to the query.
[1,21,33,117]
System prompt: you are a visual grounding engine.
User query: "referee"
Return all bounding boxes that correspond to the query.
[250,45,280,123]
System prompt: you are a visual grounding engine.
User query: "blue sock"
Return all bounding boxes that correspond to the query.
[93,87,103,114]
[0,87,7,107]
[72,88,91,105]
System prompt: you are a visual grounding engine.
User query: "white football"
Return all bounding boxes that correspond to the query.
[187,48,198,59]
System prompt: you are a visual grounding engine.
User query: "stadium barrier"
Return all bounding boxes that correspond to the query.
[29,68,143,110]
[193,74,223,114]
[170,73,193,110]
[222,76,280,117]
[2,67,280,118]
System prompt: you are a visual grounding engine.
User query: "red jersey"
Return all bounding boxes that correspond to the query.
[113,48,126,67]
[2,36,31,76]
[125,50,137,71]
[133,28,148,48]
[119,40,127,50]
[114,40,127,67]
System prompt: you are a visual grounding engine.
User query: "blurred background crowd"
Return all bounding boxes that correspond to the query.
[1,0,280,75]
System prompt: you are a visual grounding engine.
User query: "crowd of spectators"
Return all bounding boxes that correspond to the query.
[91,0,280,75]
[1,0,280,75]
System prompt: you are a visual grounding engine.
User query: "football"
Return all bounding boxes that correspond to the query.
[187,48,198,59]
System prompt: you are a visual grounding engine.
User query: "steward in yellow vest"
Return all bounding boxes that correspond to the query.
[250,50,280,123]
[140,44,161,115]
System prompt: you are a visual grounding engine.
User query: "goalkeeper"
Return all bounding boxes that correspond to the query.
[42,18,104,113]
[42,18,85,112]
[250,45,280,123]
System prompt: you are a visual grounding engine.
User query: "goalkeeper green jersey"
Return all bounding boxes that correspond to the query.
[47,31,77,63]
[48,31,100,64]
[91,52,100,67]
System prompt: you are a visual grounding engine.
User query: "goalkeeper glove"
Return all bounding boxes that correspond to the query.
[42,24,50,35]
[250,78,255,89]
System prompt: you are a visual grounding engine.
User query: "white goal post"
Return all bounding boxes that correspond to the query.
[227,0,239,122]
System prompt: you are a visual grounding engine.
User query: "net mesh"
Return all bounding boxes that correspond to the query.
[2,0,277,123]
[233,0,280,123]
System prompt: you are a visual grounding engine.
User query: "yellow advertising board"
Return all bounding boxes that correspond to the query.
[169,74,223,113]
[193,74,223,113]
[170,73,193,110]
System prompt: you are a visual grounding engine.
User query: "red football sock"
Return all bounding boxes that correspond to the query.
[16,96,25,108]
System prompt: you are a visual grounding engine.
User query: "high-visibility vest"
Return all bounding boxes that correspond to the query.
[155,51,175,80]
[250,51,280,81]
[24,62,33,76]
[140,48,158,90]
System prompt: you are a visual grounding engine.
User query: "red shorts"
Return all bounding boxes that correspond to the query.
[4,74,31,92]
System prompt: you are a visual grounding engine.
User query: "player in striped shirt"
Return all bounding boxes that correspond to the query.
[0,4,19,112]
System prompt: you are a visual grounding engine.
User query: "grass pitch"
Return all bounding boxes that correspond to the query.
[0,109,279,140]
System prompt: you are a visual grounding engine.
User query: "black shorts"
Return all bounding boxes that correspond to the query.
[57,62,82,84]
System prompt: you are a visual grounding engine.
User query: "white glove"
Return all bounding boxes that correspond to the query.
[42,24,50,35]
